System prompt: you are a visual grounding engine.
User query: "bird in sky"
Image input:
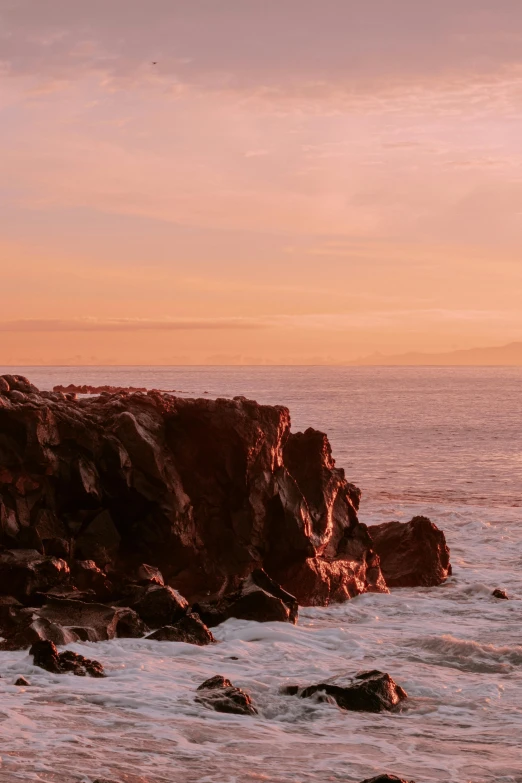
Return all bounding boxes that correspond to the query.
[152,61,158,65]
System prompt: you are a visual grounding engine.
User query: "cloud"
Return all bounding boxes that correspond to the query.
[0,317,270,332]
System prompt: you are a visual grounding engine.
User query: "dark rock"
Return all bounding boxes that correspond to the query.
[38,598,147,641]
[42,537,70,559]
[0,376,10,393]
[195,569,298,626]
[196,674,257,715]
[146,612,215,645]
[15,676,30,686]
[360,776,416,783]
[492,588,508,599]
[0,550,70,602]
[368,516,451,588]
[283,670,407,713]
[132,585,188,628]
[0,616,79,650]
[0,374,39,394]
[137,563,164,586]
[30,639,105,677]
[0,381,387,607]
[71,560,113,600]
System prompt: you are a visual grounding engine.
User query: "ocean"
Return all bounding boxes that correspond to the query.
[1,366,521,783]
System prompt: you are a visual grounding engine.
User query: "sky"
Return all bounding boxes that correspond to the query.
[1,0,522,365]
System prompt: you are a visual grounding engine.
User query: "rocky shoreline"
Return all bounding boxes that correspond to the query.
[0,373,454,782]
[0,372,451,650]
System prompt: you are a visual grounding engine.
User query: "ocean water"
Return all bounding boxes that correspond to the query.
[0,366,521,783]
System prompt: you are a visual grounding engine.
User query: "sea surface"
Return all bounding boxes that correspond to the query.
[0,366,521,783]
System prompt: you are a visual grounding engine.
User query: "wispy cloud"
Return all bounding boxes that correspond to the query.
[0,317,270,332]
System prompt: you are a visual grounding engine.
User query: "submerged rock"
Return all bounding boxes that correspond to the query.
[368,516,451,588]
[146,612,215,645]
[196,674,257,715]
[283,670,407,713]
[30,639,105,677]
[14,676,30,686]
[360,776,416,783]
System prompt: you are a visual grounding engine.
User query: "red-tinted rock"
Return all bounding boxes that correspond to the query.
[71,560,113,600]
[0,381,388,607]
[132,585,188,628]
[30,639,105,677]
[283,670,407,713]
[0,551,70,602]
[39,598,147,641]
[137,563,164,586]
[196,675,257,715]
[146,612,215,645]
[368,516,451,588]
[492,588,508,599]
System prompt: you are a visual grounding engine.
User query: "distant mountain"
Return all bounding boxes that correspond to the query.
[350,342,522,366]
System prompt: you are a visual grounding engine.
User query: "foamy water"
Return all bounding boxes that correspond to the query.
[1,367,521,783]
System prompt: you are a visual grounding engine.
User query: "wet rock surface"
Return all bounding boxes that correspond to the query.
[368,516,451,588]
[283,670,408,713]
[30,639,105,677]
[492,588,508,599]
[146,612,215,645]
[196,674,257,715]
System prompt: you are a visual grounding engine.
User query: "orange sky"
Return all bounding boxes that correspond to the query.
[1,1,522,365]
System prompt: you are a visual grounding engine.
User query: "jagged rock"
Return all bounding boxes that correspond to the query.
[38,598,147,641]
[283,670,407,713]
[195,569,298,626]
[492,588,508,599]
[360,776,416,783]
[42,537,70,559]
[0,615,79,650]
[196,675,257,715]
[30,640,105,677]
[137,563,164,585]
[368,516,451,588]
[15,676,30,686]
[0,550,70,602]
[146,612,215,645]
[132,585,188,628]
[0,381,389,606]
[71,560,113,600]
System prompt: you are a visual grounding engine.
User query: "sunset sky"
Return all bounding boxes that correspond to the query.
[1,0,522,365]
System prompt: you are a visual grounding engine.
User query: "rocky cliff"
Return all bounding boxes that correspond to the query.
[0,374,387,607]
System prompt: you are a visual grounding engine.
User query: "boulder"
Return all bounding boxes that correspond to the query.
[71,560,113,600]
[492,588,508,599]
[132,585,188,628]
[368,516,451,588]
[30,639,105,677]
[0,374,39,394]
[196,675,257,715]
[137,563,164,586]
[146,612,215,645]
[39,598,147,641]
[0,616,79,650]
[283,670,407,713]
[195,569,298,626]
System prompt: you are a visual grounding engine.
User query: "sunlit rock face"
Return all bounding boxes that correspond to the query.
[0,375,386,605]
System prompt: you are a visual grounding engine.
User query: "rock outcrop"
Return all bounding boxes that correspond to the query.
[196,675,257,715]
[368,516,451,588]
[283,670,407,713]
[0,375,387,610]
[360,776,416,783]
